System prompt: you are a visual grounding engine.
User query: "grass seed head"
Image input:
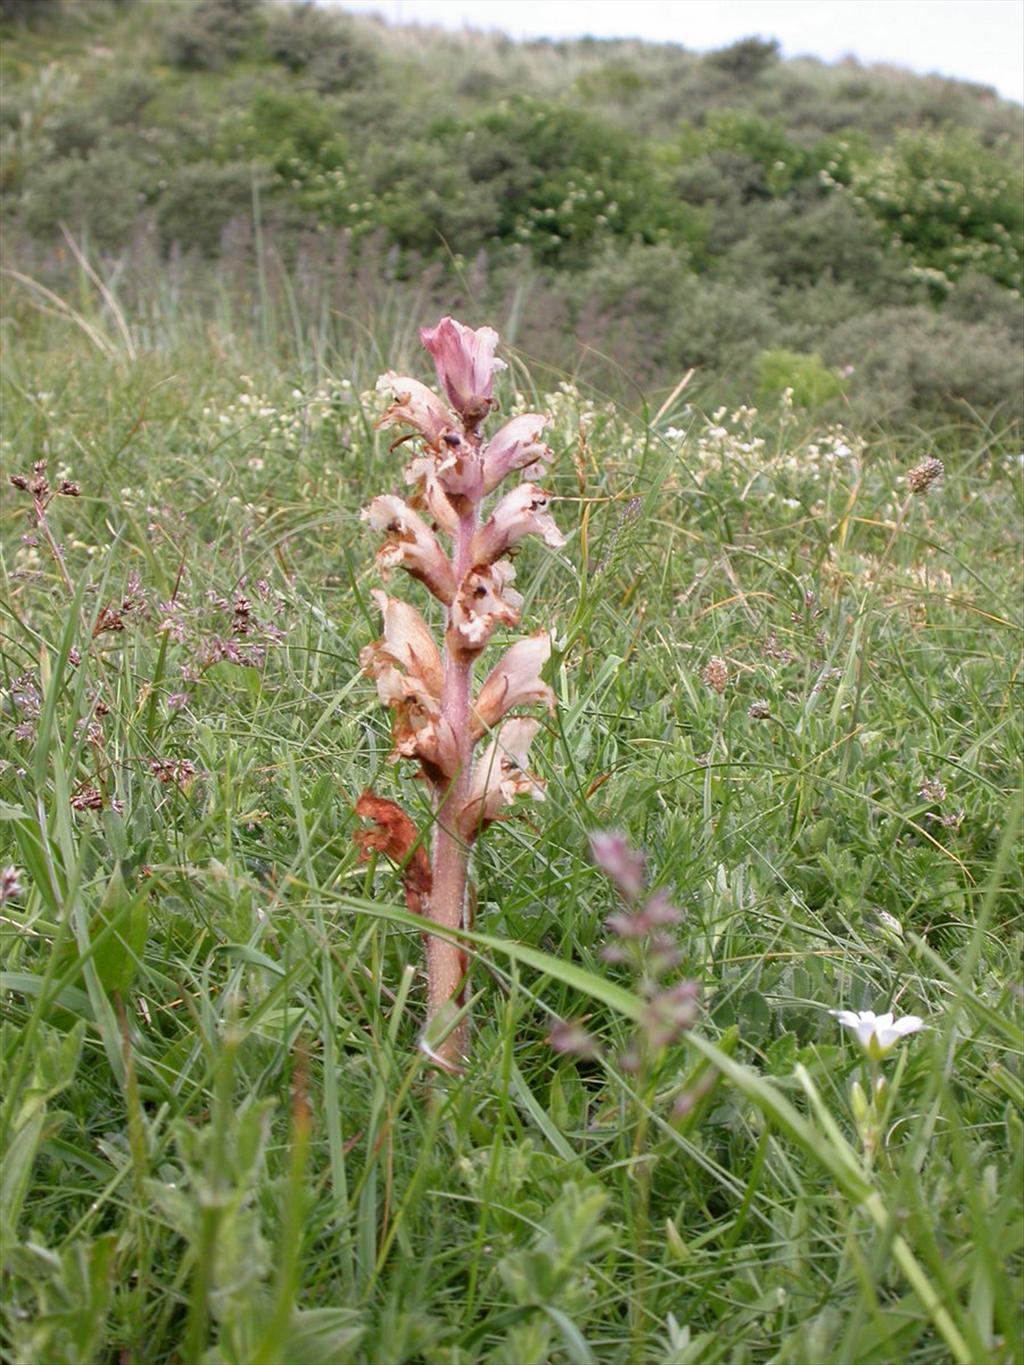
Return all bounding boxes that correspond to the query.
[906,456,945,494]
[702,656,728,694]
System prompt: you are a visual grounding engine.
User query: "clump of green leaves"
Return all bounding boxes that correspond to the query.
[756,349,845,409]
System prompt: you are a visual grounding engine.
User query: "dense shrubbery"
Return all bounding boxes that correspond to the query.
[21,146,145,250]
[266,1,374,91]
[825,306,1024,420]
[1,0,1021,424]
[164,0,262,71]
[154,161,263,256]
[847,129,1024,290]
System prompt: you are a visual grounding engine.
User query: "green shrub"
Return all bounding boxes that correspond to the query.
[756,349,844,407]
[825,305,1024,420]
[0,0,63,23]
[771,280,885,350]
[849,130,1023,290]
[702,110,811,196]
[572,60,645,103]
[665,276,779,374]
[154,160,261,255]
[372,139,496,254]
[724,188,902,292]
[705,36,780,80]
[266,1,374,92]
[429,99,703,266]
[573,241,697,381]
[945,268,1024,342]
[164,0,261,71]
[46,104,103,158]
[93,73,155,128]
[20,146,145,249]
[227,89,348,178]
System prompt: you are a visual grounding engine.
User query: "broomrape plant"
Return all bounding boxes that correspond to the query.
[355,318,564,1072]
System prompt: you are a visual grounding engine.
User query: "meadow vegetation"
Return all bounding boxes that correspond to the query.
[1,2,1023,1363]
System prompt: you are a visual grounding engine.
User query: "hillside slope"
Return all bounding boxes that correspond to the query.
[2,0,1022,421]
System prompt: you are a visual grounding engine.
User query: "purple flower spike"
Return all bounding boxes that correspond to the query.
[359,316,563,1072]
[547,1019,599,1060]
[642,980,700,1049]
[590,831,646,902]
[640,888,683,927]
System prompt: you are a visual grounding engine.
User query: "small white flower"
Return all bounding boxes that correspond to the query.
[831,1009,925,1060]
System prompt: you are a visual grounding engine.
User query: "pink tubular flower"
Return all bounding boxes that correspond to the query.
[448,560,523,657]
[392,701,461,780]
[471,631,555,739]
[458,717,545,838]
[472,484,566,566]
[359,594,460,779]
[482,414,553,494]
[1,865,24,904]
[361,496,457,603]
[360,591,443,707]
[433,431,484,504]
[420,317,506,422]
[404,456,459,535]
[641,980,700,1049]
[376,372,457,447]
[547,1018,598,1060]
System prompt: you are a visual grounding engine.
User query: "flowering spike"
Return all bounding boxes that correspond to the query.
[357,316,562,1071]
[905,457,944,495]
[590,831,646,902]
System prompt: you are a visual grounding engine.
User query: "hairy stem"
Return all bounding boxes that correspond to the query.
[425,480,479,1071]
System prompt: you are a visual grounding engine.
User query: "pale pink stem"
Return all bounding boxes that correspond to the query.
[425,443,480,1071]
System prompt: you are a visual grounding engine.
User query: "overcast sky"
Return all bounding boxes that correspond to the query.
[334,0,1024,102]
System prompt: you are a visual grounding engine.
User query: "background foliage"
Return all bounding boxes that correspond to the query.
[1,0,1022,424]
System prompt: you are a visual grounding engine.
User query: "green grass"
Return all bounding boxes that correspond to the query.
[1,278,1022,1364]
